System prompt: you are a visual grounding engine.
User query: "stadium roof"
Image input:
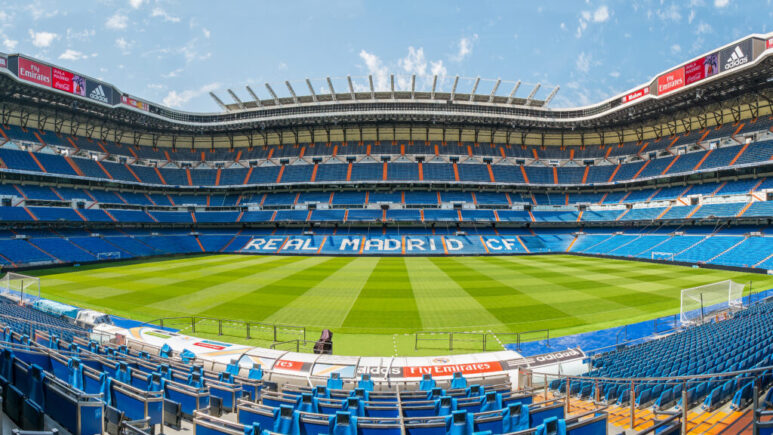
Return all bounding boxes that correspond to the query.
[0,33,771,149]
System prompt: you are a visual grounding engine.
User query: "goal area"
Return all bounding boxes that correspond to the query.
[680,280,744,325]
[0,272,41,303]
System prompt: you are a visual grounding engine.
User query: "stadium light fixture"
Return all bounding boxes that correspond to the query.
[506,81,521,105]
[488,79,501,103]
[431,75,437,99]
[368,75,375,99]
[326,77,336,101]
[525,83,541,106]
[209,92,228,111]
[450,75,459,101]
[265,83,281,105]
[285,81,299,104]
[226,89,245,110]
[245,86,262,107]
[543,85,560,107]
[470,77,480,102]
[305,79,317,102]
[347,76,356,100]
[411,74,416,99]
[390,74,395,99]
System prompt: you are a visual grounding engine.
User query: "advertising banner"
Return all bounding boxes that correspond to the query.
[0,56,6,69]
[121,94,150,111]
[657,67,685,95]
[720,38,752,72]
[52,68,86,96]
[17,57,52,87]
[767,37,773,50]
[621,87,650,104]
[685,52,719,85]
[86,79,112,104]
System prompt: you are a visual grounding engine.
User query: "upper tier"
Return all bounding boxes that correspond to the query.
[1,118,772,188]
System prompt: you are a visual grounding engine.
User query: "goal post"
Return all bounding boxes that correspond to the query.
[680,280,744,325]
[652,252,675,261]
[97,252,121,261]
[0,272,41,304]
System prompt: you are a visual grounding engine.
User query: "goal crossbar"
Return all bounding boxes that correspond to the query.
[680,280,744,325]
[0,272,41,303]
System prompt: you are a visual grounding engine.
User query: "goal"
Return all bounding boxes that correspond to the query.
[97,252,121,261]
[680,280,745,325]
[0,272,41,303]
[652,252,675,261]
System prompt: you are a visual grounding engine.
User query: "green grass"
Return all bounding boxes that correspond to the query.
[25,254,773,357]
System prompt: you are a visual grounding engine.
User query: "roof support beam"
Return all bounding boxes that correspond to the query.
[326,77,336,101]
[525,83,541,106]
[347,75,356,100]
[209,92,228,111]
[390,74,395,99]
[431,75,437,99]
[506,81,521,105]
[450,75,459,101]
[469,77,480,102]
[226,89,245,110]
[368,75,375,99]
[488,78,501,103]
[305,79,317,102]
[284,81,299,104]
[245,86,262,107]
[265,83,280,105]
[410,74,416,99]
[543,85,560,107]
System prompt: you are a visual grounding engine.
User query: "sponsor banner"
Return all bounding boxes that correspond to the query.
[684,52,719,85]
[0,56,6,69]
[17,57,52,87]
[122,94,150,111]
[768,38,773,50]
[193,339,230,351]
[657,67,684,95]
[312,364,357,378]
[621,87,649,104]
[523,348,585,368]
[274,359,313,373]
[401,361,503,378]
[52,68,87,96]
[86,79,113,104]
[720,38,752,72]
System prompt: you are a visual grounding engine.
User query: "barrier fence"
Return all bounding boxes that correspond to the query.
[145,316,308,349]
[414,329,550,352]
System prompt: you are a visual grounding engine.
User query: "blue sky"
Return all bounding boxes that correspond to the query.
[0,0,770,111]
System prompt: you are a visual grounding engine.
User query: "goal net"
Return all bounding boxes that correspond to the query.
[97,252,121,261]
[0,272,41,304]
[680,280,744,325]
[652,252,675,261]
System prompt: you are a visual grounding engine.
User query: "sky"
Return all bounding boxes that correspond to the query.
[0,0,770,112]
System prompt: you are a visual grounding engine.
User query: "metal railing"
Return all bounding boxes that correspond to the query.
[141,316,306,347]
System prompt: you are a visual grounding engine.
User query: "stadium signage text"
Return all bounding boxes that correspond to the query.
[621,87,649,104]
[402,362,503,377]
[657,67,685,95]
[241,236,530,255]
[17,57,52,86]
[720,39,752,72]
[768,38,773,50]
[684,53,718,85]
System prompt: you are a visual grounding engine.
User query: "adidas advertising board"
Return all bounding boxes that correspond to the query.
[86,80,112,104]
[720,39,752,72]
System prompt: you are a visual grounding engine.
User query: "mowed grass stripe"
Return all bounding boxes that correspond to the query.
[200,256,348,321]
[429,257,585,331]
[342,257,422,332]
[264,257,379,328]
[405,257,506,331]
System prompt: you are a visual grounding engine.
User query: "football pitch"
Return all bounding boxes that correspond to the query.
[26,254,773,357]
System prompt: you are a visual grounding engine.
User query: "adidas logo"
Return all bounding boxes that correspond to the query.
[89,85,109,103]
[724,46,748,70]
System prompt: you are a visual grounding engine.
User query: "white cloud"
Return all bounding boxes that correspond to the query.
[576,52,591,73]
[359,49,389,91]
[151,8,180,23]
[65,28,95,41]
[657,4,682,21]
[180,38,210,63]
[58,49,88,60]
[106,13,128,30]
[115,37,133,53]
[609,71,620,78]
[714,0,730,7]
[26,2,58,20]
[450,34,477,62]
[593,6,609,22]
[696,22,712,34]
[576,6,610,38]
[2,38,18,51]
[162,68,183,78]
[163,82,220,108]
[688,9,696,24]
[358,46,447,92]
[202,28,211,38]
[129,0,144,9]
[278,62,287,71]
[28,30,58,47]
[671,44,682,54]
